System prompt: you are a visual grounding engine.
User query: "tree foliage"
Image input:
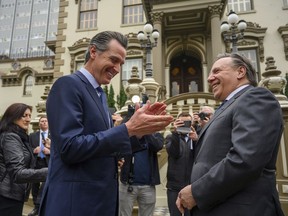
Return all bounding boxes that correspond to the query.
[117,84,127,109]
[108,85,116,108]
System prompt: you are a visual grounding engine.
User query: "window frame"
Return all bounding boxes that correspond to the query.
[79,0,98,29]
[122,0,143,25]
[227,0,253,13]
[238,48,260,82]
[23,74,34,96]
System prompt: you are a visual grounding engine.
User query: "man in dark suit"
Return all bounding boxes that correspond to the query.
[176,53,284,216]
[28,115,50,216]
[40,31,173,216]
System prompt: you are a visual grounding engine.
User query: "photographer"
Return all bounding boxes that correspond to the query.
[165,113,198,216]
[119,95,163,216]
[196,106,215,134]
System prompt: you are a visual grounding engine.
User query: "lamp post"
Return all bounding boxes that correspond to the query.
[220,10,247,53]
[137,22,160,103]
[137,22,160,78]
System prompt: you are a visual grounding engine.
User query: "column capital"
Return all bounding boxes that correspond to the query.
[208,4,224,18]
[150,12,164,24]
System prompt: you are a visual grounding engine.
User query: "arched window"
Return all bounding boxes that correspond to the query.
[23,74,34,96]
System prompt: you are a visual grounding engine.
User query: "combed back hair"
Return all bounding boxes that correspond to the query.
[216,53,257,87]
[177,112,192,119]
[84,31,128,64]
[0,103,32,133]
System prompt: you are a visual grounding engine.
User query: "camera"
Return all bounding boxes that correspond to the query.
[183,120,192,128]
[176,120,192,134]
[198,112,209,121]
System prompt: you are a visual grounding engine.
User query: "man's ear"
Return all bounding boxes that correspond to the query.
[237,66,246,79]
[89,45,97,58]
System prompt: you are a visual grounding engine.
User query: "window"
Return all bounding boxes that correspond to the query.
[122,58,143,86]
[238,49,260,81]
[284,0,288,7]
[123,0,143,24]
[227,0,253,13]
[23,74,34,96]
[79,0,97,29]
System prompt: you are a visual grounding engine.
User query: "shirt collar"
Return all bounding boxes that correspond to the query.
[225,84,249,101]
[79,67,100,89]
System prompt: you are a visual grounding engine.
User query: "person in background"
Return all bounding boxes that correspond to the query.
[176,53,284,216]
[0,103,48,216]
[165,112,197,216]
[119,130,163,216]
[41,31,173,216]
[195,106,215,134]
[192,112,200,132]
[28,116,50,216]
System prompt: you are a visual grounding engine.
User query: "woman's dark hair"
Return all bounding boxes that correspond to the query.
[84,31,128,64]
[216,53,258,87]
[0,103,32,133]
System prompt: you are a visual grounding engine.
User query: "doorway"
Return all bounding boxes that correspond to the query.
[169,52,203,96]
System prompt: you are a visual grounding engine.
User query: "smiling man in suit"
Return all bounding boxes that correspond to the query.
[176,53,284,216]
[40,31,173,216]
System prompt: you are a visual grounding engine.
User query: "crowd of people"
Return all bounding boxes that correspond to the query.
[0,30,284,216]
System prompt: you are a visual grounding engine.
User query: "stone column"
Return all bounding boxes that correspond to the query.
[151,12,164,85]
[259,57,288,214]
[208,5,223,60]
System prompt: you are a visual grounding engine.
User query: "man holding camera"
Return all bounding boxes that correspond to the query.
[165,113,198,216]
[195,106,215,134]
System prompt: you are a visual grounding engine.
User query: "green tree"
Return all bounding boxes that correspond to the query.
[117,84,127,109]
[108,85,116,108]
[103,85,108,96]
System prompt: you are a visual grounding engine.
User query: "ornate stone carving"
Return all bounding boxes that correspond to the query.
[126,50,142,56]
[68,37,91,72]
[278,24,288,61]
[11,60,21,71]
[31,85,51,131]
[150,12,164,24]
[208,4,224,17]
[259,56,288,106]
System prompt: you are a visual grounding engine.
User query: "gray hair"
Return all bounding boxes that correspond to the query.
[84,31,128,64]
[216,53,257,87]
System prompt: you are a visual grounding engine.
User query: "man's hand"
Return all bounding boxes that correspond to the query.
[188,127,198,141]
[176,185,196,213]
[125,101,173,137]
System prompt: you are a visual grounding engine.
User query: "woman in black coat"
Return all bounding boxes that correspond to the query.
[0,103,48,216]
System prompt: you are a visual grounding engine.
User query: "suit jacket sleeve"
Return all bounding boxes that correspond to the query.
[46,74,132,165]
[191,87,283,210]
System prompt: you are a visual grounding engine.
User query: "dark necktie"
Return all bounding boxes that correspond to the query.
[216,100,228,113]
[96,86,111,126]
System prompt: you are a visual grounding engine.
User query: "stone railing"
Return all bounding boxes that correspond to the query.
[162,92,220,137]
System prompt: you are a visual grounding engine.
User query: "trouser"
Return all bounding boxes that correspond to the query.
[119,182,156,216]
[167,188,191,216]
[0,195,23,216]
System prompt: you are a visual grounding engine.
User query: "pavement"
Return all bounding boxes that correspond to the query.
[23,201,170,216]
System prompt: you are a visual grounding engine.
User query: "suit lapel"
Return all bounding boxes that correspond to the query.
[74,71,110,128]
[196,86,254,154]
